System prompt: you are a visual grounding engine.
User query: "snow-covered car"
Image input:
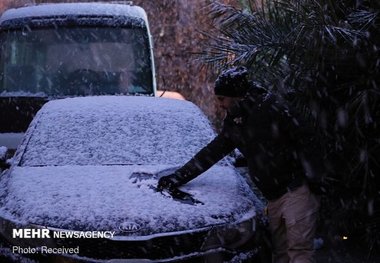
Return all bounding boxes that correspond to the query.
[0,2,156,149]
[0,96,264,262]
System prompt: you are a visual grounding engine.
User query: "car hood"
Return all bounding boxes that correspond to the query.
[0,165,261,236]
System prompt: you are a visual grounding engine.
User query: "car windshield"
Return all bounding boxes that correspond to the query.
[0,26,153,96]
[19,97,215,167]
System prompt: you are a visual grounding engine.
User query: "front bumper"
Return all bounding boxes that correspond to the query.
[0,215,258,262]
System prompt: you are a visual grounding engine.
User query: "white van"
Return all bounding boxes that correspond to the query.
[0,2,156,149]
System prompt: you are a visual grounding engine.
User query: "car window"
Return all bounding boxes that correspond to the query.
[0,27,153,96]
[19,97,215,167]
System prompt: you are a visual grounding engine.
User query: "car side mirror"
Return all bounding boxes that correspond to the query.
[0,146,11,172]
[0,159,10,171]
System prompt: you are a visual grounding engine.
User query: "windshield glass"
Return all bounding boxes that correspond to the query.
[0,26,153,96]
[19,97,215,167]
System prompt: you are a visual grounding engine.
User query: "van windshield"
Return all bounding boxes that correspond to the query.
[0,26,153,97]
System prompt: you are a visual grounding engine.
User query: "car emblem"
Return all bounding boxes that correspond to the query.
[119,222,141,233]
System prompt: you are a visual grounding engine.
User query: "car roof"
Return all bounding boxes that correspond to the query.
[0,2,148,25]
[38,96,201,120]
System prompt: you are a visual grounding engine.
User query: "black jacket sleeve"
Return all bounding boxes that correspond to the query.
[174,131,236,185]
[172,98,251,186]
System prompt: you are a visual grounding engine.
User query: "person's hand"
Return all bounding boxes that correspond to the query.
[157,174,179,191]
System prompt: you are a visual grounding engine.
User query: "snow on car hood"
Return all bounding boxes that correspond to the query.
[0,165,261,235]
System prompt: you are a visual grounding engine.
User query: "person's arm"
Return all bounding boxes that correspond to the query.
[158,132,235,189]
[157,98,249,190]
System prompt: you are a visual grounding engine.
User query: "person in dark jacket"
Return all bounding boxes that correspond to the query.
[158,67,323,263]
